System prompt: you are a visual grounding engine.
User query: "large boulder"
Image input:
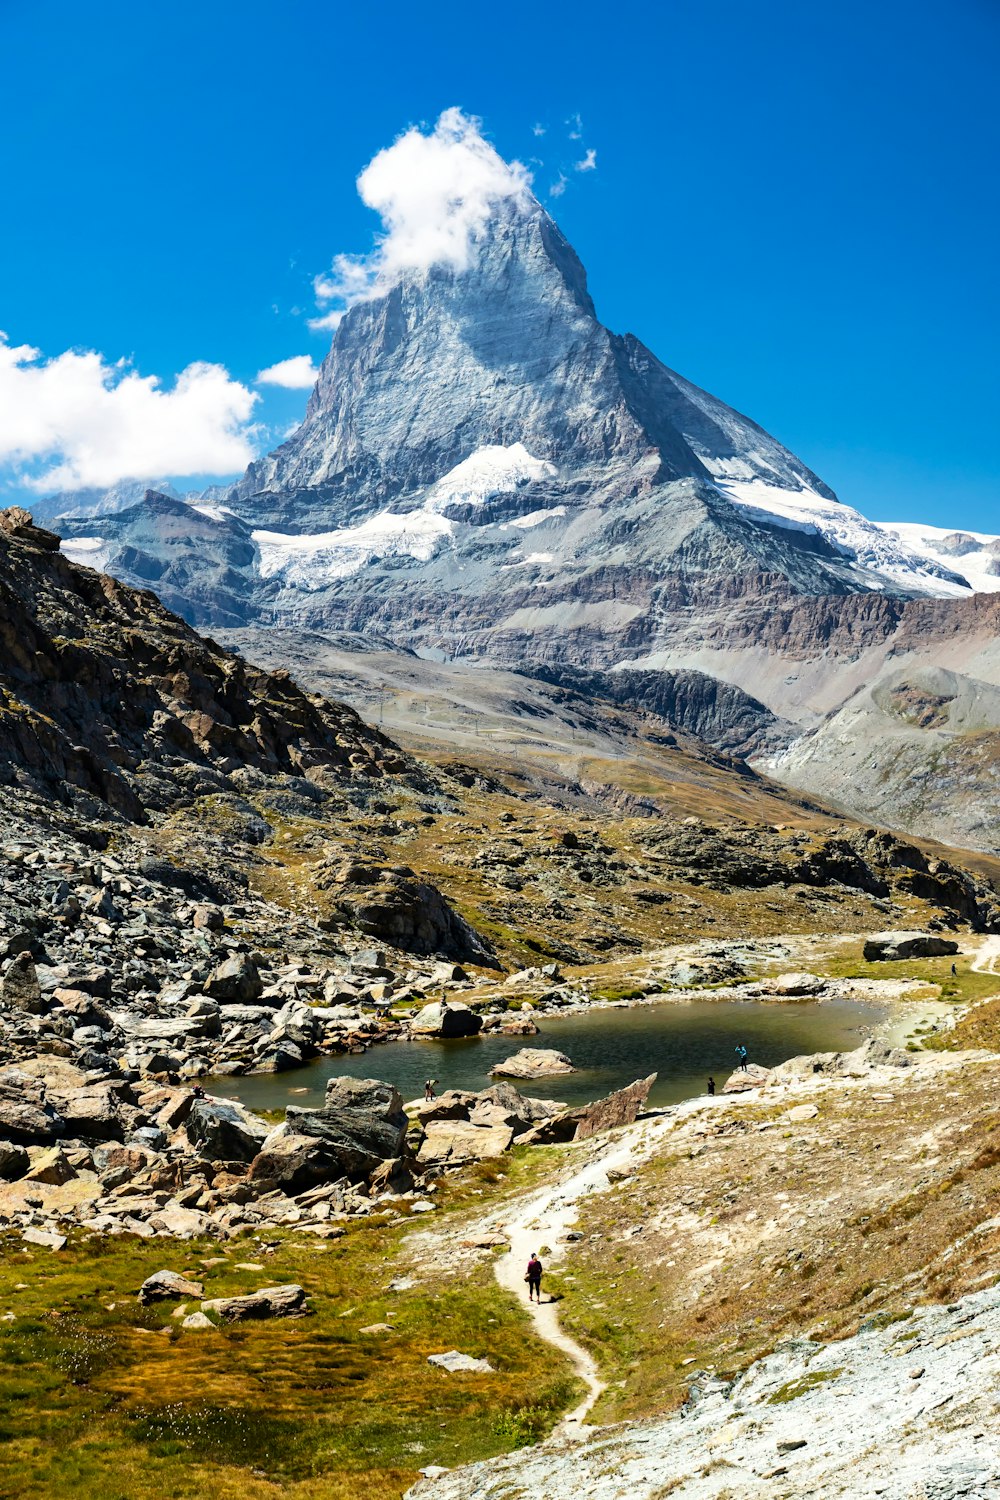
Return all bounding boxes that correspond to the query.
[416,1120,514,1165]
[1,952,44,1013]
[204,955,264,1003]
[283,1076,409,1182]
[48,1084,124,1142]
[490,1048,575,1080]
[185,1097,270,1162]
[138,1269,206,1304]
[200,1284,308,1321]
[721,1063,772,1093]
[573,1073,656,1140]
[248,1126,349,1193]
[862,931,959,962]
[0,1069,65,1144]
[410,1001,483,1039]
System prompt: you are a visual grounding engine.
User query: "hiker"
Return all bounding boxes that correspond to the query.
[707,1077,716,1096]
[951,963,958,976]
[424,1079,438,1101]
[525,1253,543,1302]
[191,1084,207,1100]
[735,1044,748,1071]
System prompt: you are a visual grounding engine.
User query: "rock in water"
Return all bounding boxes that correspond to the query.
[490,1048,575,1079]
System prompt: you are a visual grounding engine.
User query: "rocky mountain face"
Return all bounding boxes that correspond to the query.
[44,192,1000,852]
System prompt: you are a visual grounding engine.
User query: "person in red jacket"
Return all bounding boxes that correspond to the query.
[525,1253,543,1302]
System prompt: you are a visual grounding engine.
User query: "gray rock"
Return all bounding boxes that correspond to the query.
[138,1269,206,1304]
[427,1350,495,1374]
[490,1048,575,1079]
[411,1001,483,1039]
[862,931,960,961]
[204,956,263,1003]
[185,1097,270,1162]
[200,1284,308,1321]
[282,1077,409,1182]
[1,953,44,1013]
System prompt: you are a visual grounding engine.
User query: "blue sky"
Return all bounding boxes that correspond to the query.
[0,0,997,527]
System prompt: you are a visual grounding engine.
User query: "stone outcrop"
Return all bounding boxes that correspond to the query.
[186,1098,271,1162]
[573,1073,656,1140]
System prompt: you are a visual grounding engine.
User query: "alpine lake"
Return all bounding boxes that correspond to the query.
[207,992,916,1114]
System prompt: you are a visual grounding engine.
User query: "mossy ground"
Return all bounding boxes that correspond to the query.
[0,1167,578,1500]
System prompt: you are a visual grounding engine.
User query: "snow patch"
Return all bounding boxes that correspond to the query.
[502,506,567,530]
[423,443,556,513]
[251,444,556,588]
[189,502,237,524]
[60,536,114,572]
[253,510,454,587]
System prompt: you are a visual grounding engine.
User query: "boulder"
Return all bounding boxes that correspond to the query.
[200,1284,308,1321]
[410,1001,482,1039]
[416,1120,514,1165]
[138,1269,206,1304]
[573,1073,656,1140]
[22,1227,67,1250]
[721,1063,772,1093]
[186,1097,270,1162]
[24,1145,77,1184]
[284,1077,409,1182]
[181,1310,216,1329]
[48,1084,124,1142]
[490,1048,575,1079]
[148,1205,224,1238]
[0,1071,65,1144]
[204,955,263,1003]
[1,952,44,1013]
[769,972,825,997]
[0,1141,29,1180]
[248,1128,348,1194]
[427,1350,495,1374]
[862,931,960,962]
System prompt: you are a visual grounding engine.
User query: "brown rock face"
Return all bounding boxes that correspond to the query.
[0,509,424,819]
[573,1073,657,1140]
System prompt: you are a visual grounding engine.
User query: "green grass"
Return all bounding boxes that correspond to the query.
[0,1202,579,1500]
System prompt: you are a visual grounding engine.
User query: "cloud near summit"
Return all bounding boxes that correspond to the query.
[311,108,533,326]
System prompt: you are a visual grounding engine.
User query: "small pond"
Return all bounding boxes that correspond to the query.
[206,994,895,1113]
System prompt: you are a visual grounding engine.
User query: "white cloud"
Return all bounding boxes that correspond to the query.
[566,113,584,140]
[549,173,569,198]
[312,107,533,319]
[255,354,319,388]
[0,335,258,491]
[532,122,546,137]
[575,148,597,172]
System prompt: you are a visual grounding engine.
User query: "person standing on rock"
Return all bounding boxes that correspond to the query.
[707,1077,716,1096]
[424,1079,438,1100]
[735,1044,748,1071]
[525,1253,543,1302]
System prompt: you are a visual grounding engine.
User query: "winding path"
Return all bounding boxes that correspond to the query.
[492,1114,673,1427]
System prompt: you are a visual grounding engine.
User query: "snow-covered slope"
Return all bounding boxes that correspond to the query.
[714,475,974,596]
[873,519,1000,594]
